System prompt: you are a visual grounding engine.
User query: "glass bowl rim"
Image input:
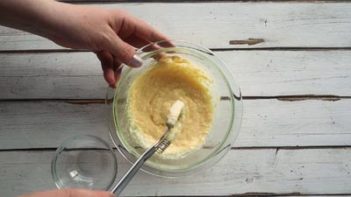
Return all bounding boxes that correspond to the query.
[111,40,242,177]
[51,134,118,191]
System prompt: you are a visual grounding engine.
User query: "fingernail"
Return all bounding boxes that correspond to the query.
[128,55,143,68]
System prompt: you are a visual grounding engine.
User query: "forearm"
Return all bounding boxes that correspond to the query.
[0,0,167,87]
[0,0,64,39]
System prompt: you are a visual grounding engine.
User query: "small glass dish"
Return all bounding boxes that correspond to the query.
[108,40,243,177]
[51,135,118,190]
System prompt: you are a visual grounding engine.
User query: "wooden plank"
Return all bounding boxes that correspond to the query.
[0,99,350,149]
[1,50,351,99]
[217,50,351,97]
[1,2,351,50]
[1,148,350,196]
[239,99,351,147]
[0,101,111,149]
[0,52,106,99]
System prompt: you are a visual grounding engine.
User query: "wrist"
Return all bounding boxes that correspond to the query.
[32,0,68,41]
[0,0,61,38]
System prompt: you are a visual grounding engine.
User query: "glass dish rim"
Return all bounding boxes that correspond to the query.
[51,134,118,190]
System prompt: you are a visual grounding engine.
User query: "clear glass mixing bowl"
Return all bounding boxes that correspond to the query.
[108,40,242,177]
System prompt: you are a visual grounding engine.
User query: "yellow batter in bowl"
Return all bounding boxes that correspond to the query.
[127,55,214,159]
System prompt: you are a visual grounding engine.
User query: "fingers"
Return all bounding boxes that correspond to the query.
[131,19,174,49]
[64,189,114,197]
[96,51,115,87]
[96,50,123,88]
[103,32,143,68]
[113,57,123,83]
[131,17,170,42]
[112,12,172,47]
[124,35,150,49]
[114,12,169,43]
[19,189,114,197]
[130,17,174,48]
[101,11,172,75]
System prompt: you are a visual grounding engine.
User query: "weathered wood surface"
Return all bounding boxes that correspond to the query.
[1,149,350,197]
[1,50,351,99]
[1,3,351,50]
[1,1,351,196]
[0,99,350,150]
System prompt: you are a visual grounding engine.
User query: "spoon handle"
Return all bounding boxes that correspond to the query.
[111,145,158,195]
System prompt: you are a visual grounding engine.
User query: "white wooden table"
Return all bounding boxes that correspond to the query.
[1,1,351,196]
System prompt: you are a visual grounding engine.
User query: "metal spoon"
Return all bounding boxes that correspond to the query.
[111,100,184,196]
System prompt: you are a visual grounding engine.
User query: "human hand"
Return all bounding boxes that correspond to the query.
[20,189,114,197]
[0,0,169,87]
[42,2,169,87]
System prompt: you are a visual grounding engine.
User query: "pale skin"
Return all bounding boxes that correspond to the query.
[0,0,169,88]
[0,0,170,196]
[19,189,114,197]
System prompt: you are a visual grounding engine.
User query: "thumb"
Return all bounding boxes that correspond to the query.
[19,189,114,197]
[65,189,114,197]
[105,34,142,68]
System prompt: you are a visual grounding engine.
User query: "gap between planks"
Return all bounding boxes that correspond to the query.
[174,193,351,196]
[1,47,351,54]
[2,145,351,152]
[59,0,351,3]
[1,95,351,103]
